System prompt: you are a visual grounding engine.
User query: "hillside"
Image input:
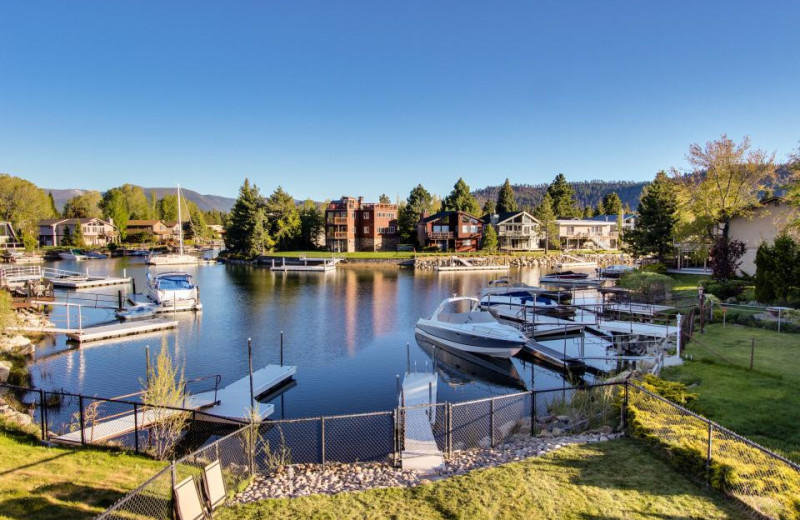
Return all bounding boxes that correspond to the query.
[473,180,648,211]
[45,186,236,213]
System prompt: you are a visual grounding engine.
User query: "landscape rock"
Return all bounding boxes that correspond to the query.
[0,361,10,383]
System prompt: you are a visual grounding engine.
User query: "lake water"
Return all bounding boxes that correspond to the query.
[30,258,616,420]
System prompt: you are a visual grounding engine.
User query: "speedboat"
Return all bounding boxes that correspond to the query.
[115,303,157,320]
[479,290,559,311]
[415,296,526,358]
[147,271,202,312]
[540,271,603,286]
[59,249,88,260]
[86,251,108,259]
[483,277,571,303]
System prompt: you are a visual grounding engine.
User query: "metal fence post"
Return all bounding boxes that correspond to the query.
[706,421,713,484]
[392,409,398,466]
[490,398,495,448]
[133,403,139,453]
[448,402,453,458]
[78,395,86,446]
[38,389,46,441]
[320,417,326,467]
[170,460,177,520]
[622,381,629,433]
[530,390,536,437]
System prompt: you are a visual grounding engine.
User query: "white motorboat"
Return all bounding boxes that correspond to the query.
[415,296,526,358]
[479,291,559,311]
[147,271,202,312]
[115,303,157,320]
[59,249,88,261]
[540,271,602,286]
[146,185,199,266]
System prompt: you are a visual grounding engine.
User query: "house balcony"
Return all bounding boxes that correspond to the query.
[428,232,454,240]
[561,232,618,239]
[332,232,351,239]
[500,230,537,237]
[333,217,349,225]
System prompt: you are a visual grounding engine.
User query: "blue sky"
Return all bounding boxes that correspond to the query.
[1,1,798,201]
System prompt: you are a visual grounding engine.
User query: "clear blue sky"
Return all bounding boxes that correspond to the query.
[1,1,798,201]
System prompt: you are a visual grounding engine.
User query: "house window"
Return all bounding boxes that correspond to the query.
[463,239,472,246]
[364,226,369,233]
[389,226,396,233]
[364,213,370,220]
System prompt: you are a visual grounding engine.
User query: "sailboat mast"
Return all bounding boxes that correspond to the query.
[177,184,184,256]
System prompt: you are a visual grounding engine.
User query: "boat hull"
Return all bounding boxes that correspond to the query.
[414,323,523,358]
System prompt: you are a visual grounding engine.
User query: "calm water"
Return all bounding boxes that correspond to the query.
[30,259,614,419]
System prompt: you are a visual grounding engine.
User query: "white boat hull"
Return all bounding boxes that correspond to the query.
[414,326,522,358]
[146,254,199,266]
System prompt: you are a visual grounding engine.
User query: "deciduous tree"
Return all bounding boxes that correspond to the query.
[63,191,103,219]
[0,174,57,249]
[299,199,325,250]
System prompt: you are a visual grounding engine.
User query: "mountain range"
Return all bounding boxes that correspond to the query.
[45,187,237,213]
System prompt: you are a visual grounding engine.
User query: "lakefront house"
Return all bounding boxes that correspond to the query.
[38,218,118,247]
[482,211,543,251]
[325,196,399,252]
[417,211,483,252]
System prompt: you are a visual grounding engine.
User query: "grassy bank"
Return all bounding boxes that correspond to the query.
[662,323,800,462]
[218,439,746,520]
[0,423,166,520]
[669,273,710,291]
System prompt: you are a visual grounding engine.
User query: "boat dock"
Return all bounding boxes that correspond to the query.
[0,265,131,289]
[489,306,585,339]
[191,365,297,422]
[521,340,587,374]
[584,319,677,339]
[400,371,444,472]
[269,257,337,272]
[13,317,178,343]
[435,256,509,272]
[52,365,297,444]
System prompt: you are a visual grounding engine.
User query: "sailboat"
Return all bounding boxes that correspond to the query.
[146,185,199,266]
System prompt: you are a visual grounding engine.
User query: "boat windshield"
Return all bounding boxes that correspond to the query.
[157,276,194,290]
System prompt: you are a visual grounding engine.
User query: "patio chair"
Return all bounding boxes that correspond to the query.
[201,460,227,511]
[174,476,208,520]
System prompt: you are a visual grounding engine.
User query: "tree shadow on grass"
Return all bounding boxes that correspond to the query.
[0,482,171,520]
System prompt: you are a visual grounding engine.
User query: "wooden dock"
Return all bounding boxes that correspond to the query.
[401,372,444,472]
[435,256,509,272]
[269,257,338,272]
[490,307,585,339]
[62,319,178,343]
[191,365,297,422]
[50,276,132,289]
[584,319,677,339]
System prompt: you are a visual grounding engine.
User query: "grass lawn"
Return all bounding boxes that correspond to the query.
[662,323,800,462]
[0,424,166,520]
[669,273,710,291]
[217,439,747,520]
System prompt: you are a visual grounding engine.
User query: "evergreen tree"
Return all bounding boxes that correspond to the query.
[623,171,677,262]
[48,192,59,217]
[601,192,623,215]
[481,224,498,252]
[225,179,263,255]
[595,202,606,216]
[533,192,558,253]
[546,174,580,218]
[378,194,391,204]
[496,178,517,214]
[299,199,325,250]
[755,236,800,303]
[482,198,496,215]
[250,207,274,256]
[265,186,301,251]
[73,221,85,248]
[443,178,480,215]
[583,206,595,218]
[398,184,433,245]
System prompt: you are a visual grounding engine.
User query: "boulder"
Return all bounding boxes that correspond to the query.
[0,361,10,383]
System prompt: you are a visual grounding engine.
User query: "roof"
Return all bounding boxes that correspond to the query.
[555,218,616,226]
[585,214,637,223]
[127,220,162,226]
[482,211,541,225]
[422,210,482,224]
[39,218,114,226]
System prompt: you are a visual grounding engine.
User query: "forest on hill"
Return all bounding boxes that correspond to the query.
[473,180,648,211]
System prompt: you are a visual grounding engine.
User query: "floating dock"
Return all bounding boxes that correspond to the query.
[584,319,677,339]
[521,340,587,374]
[270,257,337,272]
[490,307,585,339]
[605,302,675,317]
[191,365,297,422]
[400,371,444,472]
[0,265,131,289]
[435,256,509,272]
[50,275,132,289]
[66,319,178,343]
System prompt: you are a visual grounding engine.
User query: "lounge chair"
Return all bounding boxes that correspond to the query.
[174,476,208,520]
[201,460,227,511]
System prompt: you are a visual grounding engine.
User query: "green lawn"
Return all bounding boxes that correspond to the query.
[218,439,746,520]
[669,273,710,291]
[0,424,166,520]
[662,323,800,462]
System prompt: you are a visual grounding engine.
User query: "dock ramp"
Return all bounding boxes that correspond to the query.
[400,372,444,472]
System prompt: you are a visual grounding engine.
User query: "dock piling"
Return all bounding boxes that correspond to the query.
[280,331,284,366]
[248,338,255,413]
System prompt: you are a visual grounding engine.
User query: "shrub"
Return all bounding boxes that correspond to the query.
[701,279,750,300]
[638,375,697,405]
[639,262,667,274]
[618,271,676,302]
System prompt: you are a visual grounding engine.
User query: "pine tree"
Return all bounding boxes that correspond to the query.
[481,224,498,252]
[398,184,433,244]
[533,192,558,253]
[583,206,595,218]
[378,194,391,204]
[496,178,517,214]
[602,192,623,215]
[225,179,263,255]
[299,199,325,250]
[443,178,480,215]
[48,192,59,217]
[265,186,301,251]
[546,174,580,218]
[482,198,496,215]
[623,171,677,262]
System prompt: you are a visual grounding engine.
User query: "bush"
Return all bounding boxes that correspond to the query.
[618,271,676,302]
[639,262,667,274]
[701,279,750,300]
[638,375,697,405]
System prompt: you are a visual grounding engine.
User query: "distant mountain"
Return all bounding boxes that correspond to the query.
[45,186,236,213]
[472,180,649,211]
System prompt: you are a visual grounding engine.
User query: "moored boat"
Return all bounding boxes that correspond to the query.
[59,249,88,260]
[146,185,199,266]
[86,251,108,259]
[147,271,202,312]
[415,296,526,358]
[597,264,634,278]
[115,303,157,320]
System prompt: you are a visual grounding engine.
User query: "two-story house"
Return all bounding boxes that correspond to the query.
[0,222,21,249]
[325,196,399,252]
[482,211,543,251]
[555,218,618,250]
[38,218,117,247]
[418,211,483,252]
[125,220,182,243]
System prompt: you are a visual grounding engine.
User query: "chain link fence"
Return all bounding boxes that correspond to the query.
[627,383,800,520]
